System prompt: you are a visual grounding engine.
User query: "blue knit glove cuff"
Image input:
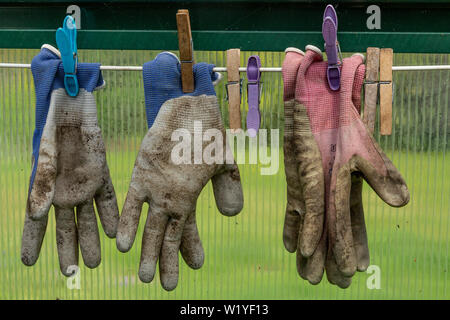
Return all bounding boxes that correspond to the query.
[143,51,218,128]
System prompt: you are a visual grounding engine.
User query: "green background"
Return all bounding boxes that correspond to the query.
[0,48,448,300]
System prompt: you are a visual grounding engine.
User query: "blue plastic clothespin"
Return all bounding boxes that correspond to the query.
[56,15,79,97]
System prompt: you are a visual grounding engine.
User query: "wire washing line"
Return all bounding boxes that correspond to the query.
[1,63,450,72]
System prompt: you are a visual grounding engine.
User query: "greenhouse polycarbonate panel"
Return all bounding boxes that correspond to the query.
[0,49,448,300]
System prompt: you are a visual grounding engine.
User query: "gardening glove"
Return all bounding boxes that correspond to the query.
[116,52,243,291]
[293,46,409,287]
[282,47,365,286]
[21,44,119,276]
[142,52,224,278]
[282,47,327,285]
[325,53,370,288]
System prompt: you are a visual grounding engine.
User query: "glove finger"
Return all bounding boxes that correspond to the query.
[116,183,146,252]
[299,206,324,258]
[27,127,57,220]
[293,102,324,257]
[352,64,366,113]
[180,211,205,270]
[297,232,326,285]
[159,214,188,291]
[295,212,307,278]
[55,205,79,276]
[349,63,370,272]
[350,175,370,271]
[138,205,169,283]
[94,172,119,238]
[282,48,305,255]
[282,48,304,100]
[354,142,409,207]
[21,213,48,266]
[212,164,243,216]
[77,201,101,269]
[333,164,357,277]
[283,207,300,253]
[325,247,352,289]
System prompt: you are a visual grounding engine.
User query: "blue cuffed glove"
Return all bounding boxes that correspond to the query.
[117,52,242,291]
[22,44,119,276]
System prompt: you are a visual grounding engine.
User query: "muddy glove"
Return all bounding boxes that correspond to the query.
[293,46,409,287]
[116,52,243,291]
[282,47,365,285]
[325,55,370,288]
[141,52,223,276]
[282,46,325,260]
[21,44,119,276]
[282,47,327,285]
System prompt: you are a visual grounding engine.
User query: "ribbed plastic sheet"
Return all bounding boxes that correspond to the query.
[0,49,448,299]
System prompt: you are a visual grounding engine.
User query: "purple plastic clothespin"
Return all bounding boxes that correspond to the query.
[322,4,341,91]
[246,55,261,137]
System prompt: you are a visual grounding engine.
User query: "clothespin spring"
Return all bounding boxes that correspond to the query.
[363,80,395,104]
[225,79,243,101]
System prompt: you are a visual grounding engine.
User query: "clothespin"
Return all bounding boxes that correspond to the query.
[246,55,262,137]
[56,15,79,97]
[379,48,393,135]
[322,4,342,91]
[176,9,194,93]
[363,47,380,134]
[226,49,242,132]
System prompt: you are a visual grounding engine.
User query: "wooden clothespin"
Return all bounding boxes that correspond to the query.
[379,48,393,135]
[363,47,380,134]
[226,49,242,132]
[176,9,194,93]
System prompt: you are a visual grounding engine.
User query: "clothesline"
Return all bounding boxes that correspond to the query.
[1,63,450,72]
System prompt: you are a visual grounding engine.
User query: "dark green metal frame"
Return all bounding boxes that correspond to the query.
[0,1,449,53]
